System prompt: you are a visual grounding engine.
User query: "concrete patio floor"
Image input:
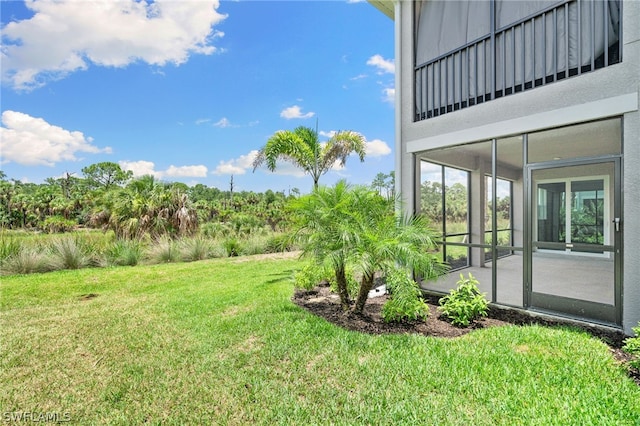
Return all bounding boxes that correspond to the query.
[423,252,615,307]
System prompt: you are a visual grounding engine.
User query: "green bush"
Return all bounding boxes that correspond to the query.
[293,262,329,290]
[1,248,50,275]
[200,222,232,239]
[0,237,21,265]
[47,236,93,270]
[264,233,294,253]
[438,273,489,327]
[180,237,212,262]
[222,238,242,257]
[382,269,430,323]
[146,237,181,264]
[41,215,77,233]
[106,240,144,266]
[241,236,267,256]
[623,323,640,370]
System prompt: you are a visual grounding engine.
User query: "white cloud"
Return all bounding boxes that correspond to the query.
[383,87,395,104]
[119,160,161,178]
[119,161,207,179]
[318,130,336,138]
[0,110,111,166]
[280,105,315,119]
[212,150,258,175]
[265,161,307,178]
[2,0,227,90]
[164,165,208,178]
[365,139,392,157]
[213,117,232,128]
[367,54,395,74]
[195,118,211,125]
[350,74,368,81]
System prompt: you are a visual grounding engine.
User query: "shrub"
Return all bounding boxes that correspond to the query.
[222,238,241,257]
[180,237,213,262]
[2,248,50,275]
[382,269,430,323]
[47,236,92,270]
[293,262,329,290]
[200,222,232,239]
[41,216,76,233]
[240,236,267,256]
[106,240,144,266]
[264,233,294,253]
[438,273,489,327]
[623,323,640,370]
[0,237,21,265]
[146,237,181,264]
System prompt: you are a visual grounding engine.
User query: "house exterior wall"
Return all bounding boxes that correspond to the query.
[385,0,639,334]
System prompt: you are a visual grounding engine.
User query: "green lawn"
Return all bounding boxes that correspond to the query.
[1,257,639,425]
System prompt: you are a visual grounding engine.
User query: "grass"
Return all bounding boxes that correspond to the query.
[1,257,639,425]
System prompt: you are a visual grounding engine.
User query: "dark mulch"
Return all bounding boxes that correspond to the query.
[292,283,640,386]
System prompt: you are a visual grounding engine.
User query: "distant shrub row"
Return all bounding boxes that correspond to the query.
[0,232,297,276]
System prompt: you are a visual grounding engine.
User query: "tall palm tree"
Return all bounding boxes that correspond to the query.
[253,125,366,190]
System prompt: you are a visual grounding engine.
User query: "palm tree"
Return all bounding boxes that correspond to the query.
[290,180,358,310]
[291,180,447,313]
[92,175,198,239]
[350,204,446,313]
[253,125,366,190]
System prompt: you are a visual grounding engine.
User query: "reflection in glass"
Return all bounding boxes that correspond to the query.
[537,182,566,247]
[571,180,604,245]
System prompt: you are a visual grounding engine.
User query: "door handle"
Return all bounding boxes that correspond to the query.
[613,217,621,232]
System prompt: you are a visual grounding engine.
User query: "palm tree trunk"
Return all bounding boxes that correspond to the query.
[335,266,351,311]
[353,274,375,314]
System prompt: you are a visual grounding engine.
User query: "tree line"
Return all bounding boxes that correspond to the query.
[0,163,295,239]
[0,163,396,240]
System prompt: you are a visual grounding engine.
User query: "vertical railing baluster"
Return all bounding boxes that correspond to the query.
[578,0,582,75]
[565,3,569,77]
[490,0,495,100]
[590,0,595,71]
[432,62,436,116]
[521,22,525,90]
[552,8,557,81]
[474,43,478,104]
[502,31,506,96]
[446,57,449,112]
[542,12,546,85]
[531,18,536,85]
[459,51,463,109]
[604,0,609,67]
[438,59,442,115]
[512,27,516,93]
[420,66,425,119]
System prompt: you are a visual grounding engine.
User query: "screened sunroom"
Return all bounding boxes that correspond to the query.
[417,118,622,326]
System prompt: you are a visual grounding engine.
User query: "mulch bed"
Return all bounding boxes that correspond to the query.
[292,282,640,386]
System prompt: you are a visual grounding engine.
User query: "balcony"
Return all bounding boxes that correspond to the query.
[414,0,621,122]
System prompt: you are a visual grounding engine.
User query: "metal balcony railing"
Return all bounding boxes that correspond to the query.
[414,0,621,122]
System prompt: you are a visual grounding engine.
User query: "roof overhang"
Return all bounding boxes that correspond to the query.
[368,0,394,20]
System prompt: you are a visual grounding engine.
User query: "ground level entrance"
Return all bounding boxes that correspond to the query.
[419,118,622,327]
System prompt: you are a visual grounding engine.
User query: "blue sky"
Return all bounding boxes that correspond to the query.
[1,0,394,194]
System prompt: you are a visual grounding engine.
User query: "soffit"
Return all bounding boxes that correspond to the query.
[368,0,394,19]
